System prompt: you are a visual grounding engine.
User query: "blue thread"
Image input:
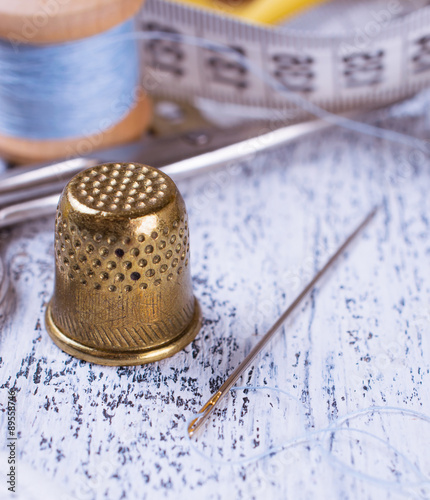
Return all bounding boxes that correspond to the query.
[0,20,139,140]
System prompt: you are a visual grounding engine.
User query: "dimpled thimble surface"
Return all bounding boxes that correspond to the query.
[45,162,201,365]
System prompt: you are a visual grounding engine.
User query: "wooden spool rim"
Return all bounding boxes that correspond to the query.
[0,97,152,163]
[0,0,144,44]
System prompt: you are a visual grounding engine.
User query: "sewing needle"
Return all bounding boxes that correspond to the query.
[188,206,378,438]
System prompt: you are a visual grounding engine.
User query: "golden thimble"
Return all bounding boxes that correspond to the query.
[45,162,201,366]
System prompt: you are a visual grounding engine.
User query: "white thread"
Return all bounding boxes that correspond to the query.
[185,386,430,496]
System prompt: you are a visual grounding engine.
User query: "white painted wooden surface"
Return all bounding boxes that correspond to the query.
[1,91,430,500]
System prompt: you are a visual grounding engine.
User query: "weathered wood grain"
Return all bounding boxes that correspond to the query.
[1,94,430,500]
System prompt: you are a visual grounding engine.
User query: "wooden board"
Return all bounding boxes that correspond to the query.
[0,93,429,499]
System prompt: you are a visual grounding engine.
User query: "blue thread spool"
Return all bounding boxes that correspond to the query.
[0,0,151,163]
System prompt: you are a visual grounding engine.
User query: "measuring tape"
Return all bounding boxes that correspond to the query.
[138,0,430,113]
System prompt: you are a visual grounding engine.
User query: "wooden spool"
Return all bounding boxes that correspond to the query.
[0,0,151,163]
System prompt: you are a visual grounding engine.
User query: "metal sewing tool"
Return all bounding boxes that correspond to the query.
[188,206,378,437]
[46,162,201,366]
[0,104,378,229]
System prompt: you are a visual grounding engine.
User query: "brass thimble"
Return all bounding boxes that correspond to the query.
[45,162,201,366]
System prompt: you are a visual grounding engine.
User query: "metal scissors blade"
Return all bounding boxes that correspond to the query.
[0,116,330,195]
[0,116,334,228]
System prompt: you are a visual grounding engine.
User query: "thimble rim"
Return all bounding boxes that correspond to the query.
[45,297,202,366]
